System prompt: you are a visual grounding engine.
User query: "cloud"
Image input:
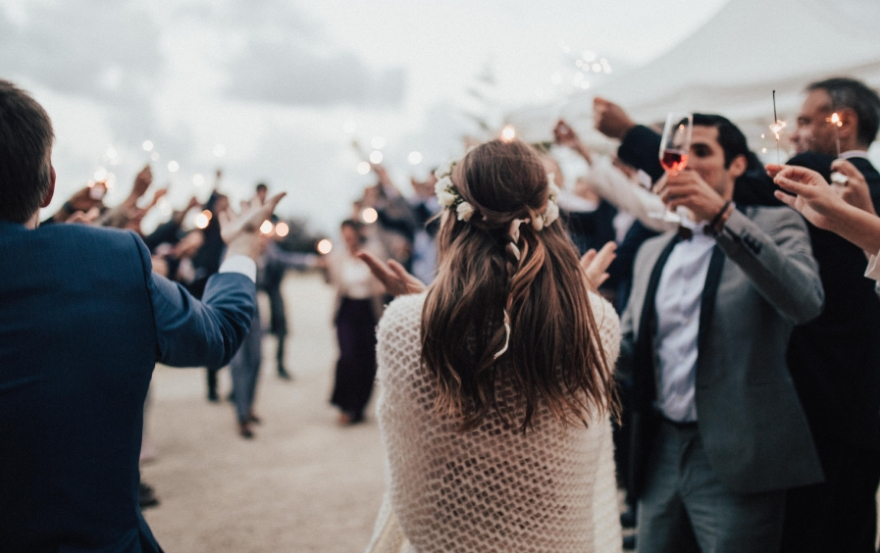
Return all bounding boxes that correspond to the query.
[227,41,406,108]
[216,1,406,108]
[0,0,162,103]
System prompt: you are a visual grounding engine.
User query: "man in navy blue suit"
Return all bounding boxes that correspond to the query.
[0,80,284,553]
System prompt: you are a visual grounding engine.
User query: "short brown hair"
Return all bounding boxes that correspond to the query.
[0,80,54,223]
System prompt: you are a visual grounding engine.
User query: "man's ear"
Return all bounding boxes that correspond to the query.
[728,154,747,179]
[838,107,859,142]
[40,165,56,208]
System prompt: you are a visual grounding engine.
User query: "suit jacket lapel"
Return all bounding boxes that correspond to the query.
[632,235,680,411]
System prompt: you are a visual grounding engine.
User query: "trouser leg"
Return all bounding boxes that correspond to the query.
[637,422,700,553]
[679,428,785,553]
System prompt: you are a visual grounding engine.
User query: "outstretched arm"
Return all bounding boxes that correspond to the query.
[143,192,286,367]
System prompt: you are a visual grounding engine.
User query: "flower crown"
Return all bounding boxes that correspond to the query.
[433,161,561,230]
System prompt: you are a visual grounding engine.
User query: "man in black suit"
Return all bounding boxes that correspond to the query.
[594,76,880,552]
[777,77,880,553]
[0,80,283,553]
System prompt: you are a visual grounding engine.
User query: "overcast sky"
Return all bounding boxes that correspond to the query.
[0,0,729,231]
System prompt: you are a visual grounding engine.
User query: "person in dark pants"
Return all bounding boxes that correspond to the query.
[327,220,384,425]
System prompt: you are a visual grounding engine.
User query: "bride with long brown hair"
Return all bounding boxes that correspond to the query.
[363,139,622,553]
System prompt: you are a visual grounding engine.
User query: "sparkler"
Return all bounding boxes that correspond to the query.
[829,112,842,158]
[769,90,787,164]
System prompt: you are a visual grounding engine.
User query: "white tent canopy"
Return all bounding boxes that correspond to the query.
[507,0,880,159]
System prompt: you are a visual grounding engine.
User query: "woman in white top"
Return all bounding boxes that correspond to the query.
[365,139,623,553]
[327,219,384,425]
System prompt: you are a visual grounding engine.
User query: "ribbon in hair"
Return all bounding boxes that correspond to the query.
[495,218,527,360]
[493,309,512,360]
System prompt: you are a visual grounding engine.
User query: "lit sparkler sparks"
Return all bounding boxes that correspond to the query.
[770,90,787,164]
[829,112,842,158]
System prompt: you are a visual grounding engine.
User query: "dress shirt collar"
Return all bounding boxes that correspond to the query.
[840,150,870,160]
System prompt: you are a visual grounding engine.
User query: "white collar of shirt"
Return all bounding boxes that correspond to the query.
[840,150,869,160]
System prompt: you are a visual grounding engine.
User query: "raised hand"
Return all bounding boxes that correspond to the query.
[580,241,617,291]
[593,97,636,140]
[553,119,592,164]
[130,165,153,200]
[769,164,841,230]
[654,170,727,222]
[830,159,875,215]
[356,251,426,297]
[218,192,286,259]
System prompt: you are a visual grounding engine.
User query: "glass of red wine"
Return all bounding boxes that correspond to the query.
[648,112,693,222]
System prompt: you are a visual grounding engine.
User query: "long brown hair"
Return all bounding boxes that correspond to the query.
[421,139,617,433]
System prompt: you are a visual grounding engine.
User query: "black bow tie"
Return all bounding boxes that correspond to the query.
[677,226,694,240]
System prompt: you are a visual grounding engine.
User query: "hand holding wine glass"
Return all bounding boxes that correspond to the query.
[650,112,693,222]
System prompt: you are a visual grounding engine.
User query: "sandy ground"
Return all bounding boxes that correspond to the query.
[140,271,880,552]
[142,272,385,553]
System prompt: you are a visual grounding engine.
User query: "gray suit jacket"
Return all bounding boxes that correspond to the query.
[621,206,825,496]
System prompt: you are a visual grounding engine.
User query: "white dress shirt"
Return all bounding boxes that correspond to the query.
[218,255,257,283]
[654,219,715,422]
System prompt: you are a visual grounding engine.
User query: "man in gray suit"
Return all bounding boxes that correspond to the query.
[622,114,825,552]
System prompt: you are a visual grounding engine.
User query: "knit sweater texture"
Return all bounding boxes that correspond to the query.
[366,291,623,553]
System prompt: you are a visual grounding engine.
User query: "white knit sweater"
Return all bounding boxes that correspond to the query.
[366,291,623,553]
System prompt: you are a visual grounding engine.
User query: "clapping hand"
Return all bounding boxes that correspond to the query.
[580,241,617,291]
[356,251,426,297]
[218,192,286,259]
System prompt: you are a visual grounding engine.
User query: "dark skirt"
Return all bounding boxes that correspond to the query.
[330,297,378,419]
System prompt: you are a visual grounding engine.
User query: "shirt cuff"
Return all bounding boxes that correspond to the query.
[219,255,257,283]
[865,251,880,282]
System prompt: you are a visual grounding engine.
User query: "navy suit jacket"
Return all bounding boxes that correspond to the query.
[0,220,256,552]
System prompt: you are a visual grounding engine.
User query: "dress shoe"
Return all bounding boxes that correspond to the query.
[623,534,636,550]
[277,365,292,380]
[238,421,254,439]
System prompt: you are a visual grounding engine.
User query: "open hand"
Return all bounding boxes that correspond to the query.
[580,241,617,290]
[770,164,842,230]
[356,251,426,297]
[219,192,286,259]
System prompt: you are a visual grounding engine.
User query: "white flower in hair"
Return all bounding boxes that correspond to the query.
[548,182,561,203]
[456,201,475,221]
[438,190,457,208]
[542,200,560,227]
[434,176,456,207]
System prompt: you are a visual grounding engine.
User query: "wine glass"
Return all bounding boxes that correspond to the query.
[648,112,693,222]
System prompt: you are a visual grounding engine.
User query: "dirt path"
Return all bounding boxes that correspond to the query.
[142,272,384,553]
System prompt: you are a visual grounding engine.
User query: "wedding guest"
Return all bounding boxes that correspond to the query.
[771,162,880,281]
[595,84,880,552]
[0,79,282,553]
[362,139,622,552]
[619,114,823,552]
[326,219,384,425]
